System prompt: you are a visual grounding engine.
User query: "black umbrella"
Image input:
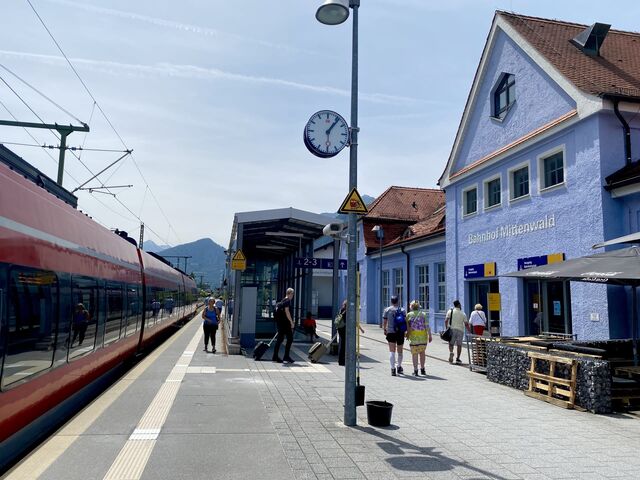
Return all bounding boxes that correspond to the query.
[504,246,640,364]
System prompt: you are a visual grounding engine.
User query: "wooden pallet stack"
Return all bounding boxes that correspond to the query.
[525,351,577,409]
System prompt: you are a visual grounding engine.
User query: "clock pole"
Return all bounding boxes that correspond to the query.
[315,0,360,427]
[344,0,359,428]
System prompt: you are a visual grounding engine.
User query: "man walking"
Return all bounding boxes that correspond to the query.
[383,295,405,376]
[445,300,469,364]
[272,288,295,364]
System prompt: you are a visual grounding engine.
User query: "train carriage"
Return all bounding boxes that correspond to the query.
[0,149,197,471]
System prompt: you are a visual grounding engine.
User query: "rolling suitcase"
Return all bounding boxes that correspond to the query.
[308,333,338,363]
[253,333,278,360]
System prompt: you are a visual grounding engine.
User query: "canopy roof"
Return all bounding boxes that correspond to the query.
[228,208,335,259]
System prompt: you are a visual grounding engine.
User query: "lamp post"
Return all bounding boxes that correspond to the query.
[316,0,359,426]
[372,225,384,327]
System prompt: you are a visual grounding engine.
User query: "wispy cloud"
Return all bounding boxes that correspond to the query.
[0,50,436,106]
[44,0,308,56]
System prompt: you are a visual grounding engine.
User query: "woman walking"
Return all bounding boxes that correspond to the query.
[202,298,219,352]
[406,300,432,376]
[469,304,487,336]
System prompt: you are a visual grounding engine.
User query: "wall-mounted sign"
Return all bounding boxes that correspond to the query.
[488,293,501,311]
[295,257,347,270]
[517,252,565,271]
[468,214,557,245]
[231,249,247,271]
[464,262,497,279]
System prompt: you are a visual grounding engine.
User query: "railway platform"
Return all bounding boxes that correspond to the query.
[5,315,640,480]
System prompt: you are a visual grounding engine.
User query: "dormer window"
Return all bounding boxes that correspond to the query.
[493,73,515,119]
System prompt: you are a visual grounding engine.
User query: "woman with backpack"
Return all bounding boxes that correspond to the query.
[406,300,432,376]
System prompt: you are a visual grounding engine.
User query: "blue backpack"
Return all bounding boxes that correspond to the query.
[394,308,407,333]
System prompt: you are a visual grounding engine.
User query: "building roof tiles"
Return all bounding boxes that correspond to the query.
[500,12,640,100]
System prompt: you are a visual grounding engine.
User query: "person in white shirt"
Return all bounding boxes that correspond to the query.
[444,300,469,364]
[214,298,224,319]
[469,303,487,336]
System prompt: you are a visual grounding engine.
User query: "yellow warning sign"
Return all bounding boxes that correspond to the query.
[231,249,247,271]
[338,188,368,214]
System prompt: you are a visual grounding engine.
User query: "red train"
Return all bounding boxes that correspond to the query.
[0,146,198,471]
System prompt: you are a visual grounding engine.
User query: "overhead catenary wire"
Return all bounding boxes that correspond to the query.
[25,0,181,246]
[0,62,85,124]
[0,99,82,185]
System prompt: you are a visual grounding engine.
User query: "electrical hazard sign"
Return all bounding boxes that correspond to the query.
[231,249,247,271]
[338,188,368,214]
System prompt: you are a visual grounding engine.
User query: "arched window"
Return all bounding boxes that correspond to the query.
[493,73,515,119]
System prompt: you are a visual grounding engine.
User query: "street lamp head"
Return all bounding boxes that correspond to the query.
[372,224,384,240]
[316,0,349,25]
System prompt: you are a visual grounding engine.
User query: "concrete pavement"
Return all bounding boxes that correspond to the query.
[250,320,640,480]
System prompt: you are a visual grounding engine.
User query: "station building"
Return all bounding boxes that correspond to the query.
[438,12,640,339]
[355,187,446,332]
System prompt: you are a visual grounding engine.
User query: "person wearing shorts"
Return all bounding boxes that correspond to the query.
[445,300,468,364]
[383,295,405,376]
[406,300,432,376]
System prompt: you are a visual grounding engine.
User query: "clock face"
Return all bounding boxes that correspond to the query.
[303,110,349,158]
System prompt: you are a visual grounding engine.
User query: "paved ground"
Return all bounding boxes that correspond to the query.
[9,315,640,480]
[251,320,640,480]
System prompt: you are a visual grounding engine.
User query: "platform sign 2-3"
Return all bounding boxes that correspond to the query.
[295,257,347,270]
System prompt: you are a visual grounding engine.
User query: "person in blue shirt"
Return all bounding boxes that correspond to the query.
[202,298,219,353]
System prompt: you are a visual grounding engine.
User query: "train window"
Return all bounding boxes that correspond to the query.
[104,284,124,345]
[125,285,141,336]
[2,268,58,388]
[148,287,161,327]
[69,276,99,359]
[164,293,176,319]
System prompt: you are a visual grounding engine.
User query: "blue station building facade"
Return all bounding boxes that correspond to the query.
[438,12,640,340]
[355,187,447,333]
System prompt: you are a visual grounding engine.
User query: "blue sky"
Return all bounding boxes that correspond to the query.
[2,0,639,247]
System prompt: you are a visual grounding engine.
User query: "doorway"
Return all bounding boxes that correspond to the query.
[468,280,500,335]
[525,280,572,335]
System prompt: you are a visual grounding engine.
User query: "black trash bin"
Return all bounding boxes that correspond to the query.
[366,401,393,427]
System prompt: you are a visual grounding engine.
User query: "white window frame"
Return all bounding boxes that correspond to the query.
[382,270,390,307]
[416,265,429,310]
[537,145,567,193]
[483,174,502,210]
[462,184,479,217]
[436,263,446,312]
[508,161,531,203]
[393,268,404,306]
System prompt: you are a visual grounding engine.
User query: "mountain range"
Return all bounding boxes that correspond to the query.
[147,238,227,289]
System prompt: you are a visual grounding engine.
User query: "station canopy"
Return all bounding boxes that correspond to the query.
[228,208,338,259]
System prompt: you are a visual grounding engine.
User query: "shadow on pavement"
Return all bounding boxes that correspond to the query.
[354,425,511,480]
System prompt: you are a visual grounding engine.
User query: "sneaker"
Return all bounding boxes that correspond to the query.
[212,349,216,354]
[284,357,295,364]
[420,368,426,376]
[204,347,208,352]
[272,357,283,363]
[456,358,463,365]
[396,366,404,375]
[413,369,419,376]
[448,353,454,364]
[391,368,397,376]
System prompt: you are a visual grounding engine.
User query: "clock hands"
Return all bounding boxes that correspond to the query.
[326,117,340,135]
